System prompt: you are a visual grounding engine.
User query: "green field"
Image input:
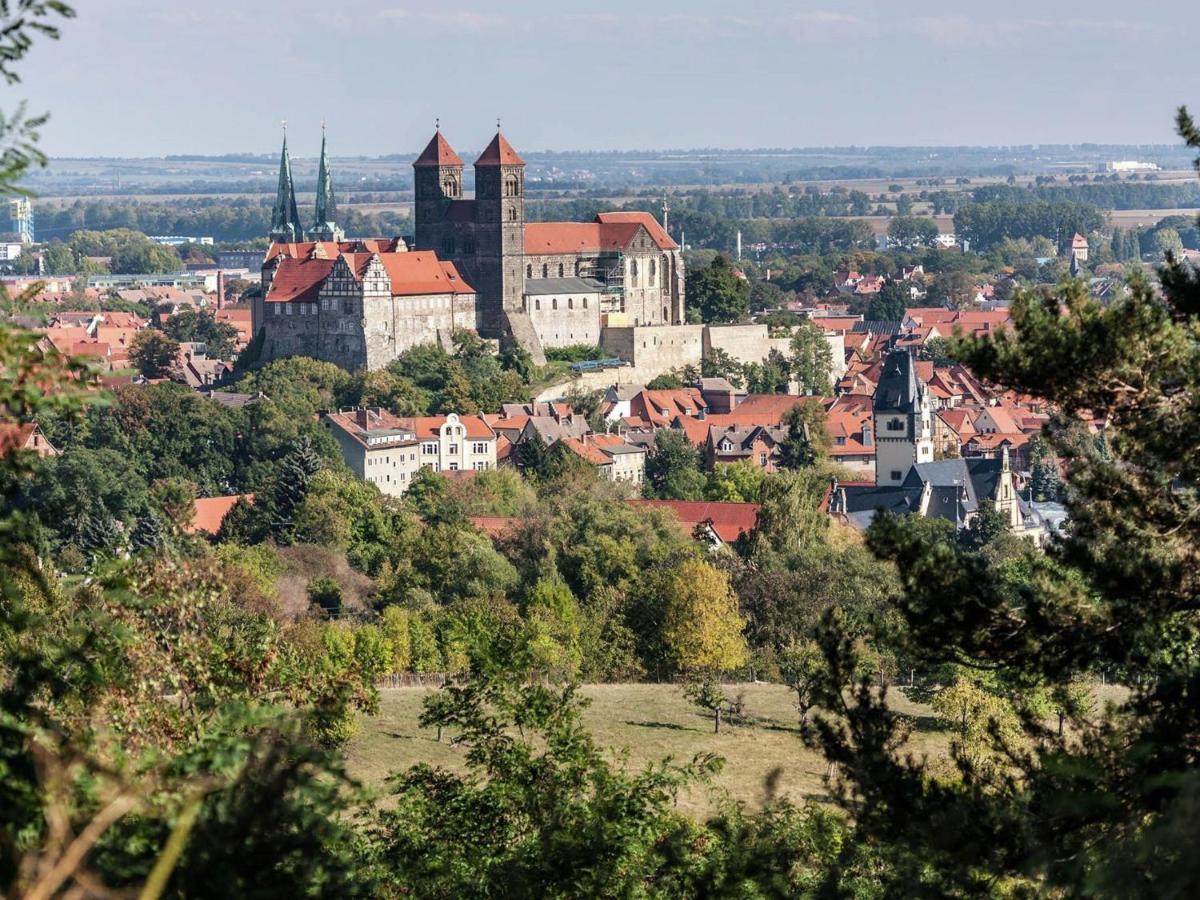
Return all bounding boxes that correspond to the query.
[345,682,951,817]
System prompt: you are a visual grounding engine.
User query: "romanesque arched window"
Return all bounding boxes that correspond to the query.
[542,264,548,279]
[508,207,517,222]
[552,298,558,310]
[568,298,573,309]
[535,299,541,310]
[442,176,457,197]
[558,263,564,277]
[649,258,656,286]
[630,259,638,282]
[526,264,532,278]
[505,175,520,197]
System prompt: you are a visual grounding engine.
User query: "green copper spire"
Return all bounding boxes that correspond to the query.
[311,123,343,241]
[269,128,302,243]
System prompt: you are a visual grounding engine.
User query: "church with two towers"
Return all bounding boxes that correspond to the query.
[250,126,684,370]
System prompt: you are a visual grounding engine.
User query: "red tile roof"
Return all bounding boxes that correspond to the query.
[187,494,253,535]
[525,212,676,255]
[265,251,473,303]
[413,131,463,167]
[474,132,524,166]
[628,499,760,543]
[401,415,495,440]
[595,211,678,251]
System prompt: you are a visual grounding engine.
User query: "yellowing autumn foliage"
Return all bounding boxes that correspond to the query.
[661,558,748,673]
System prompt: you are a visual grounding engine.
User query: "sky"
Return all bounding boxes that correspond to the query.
[15,0,1198,158]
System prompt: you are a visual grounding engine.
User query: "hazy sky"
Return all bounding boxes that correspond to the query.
[16,0,1196,158]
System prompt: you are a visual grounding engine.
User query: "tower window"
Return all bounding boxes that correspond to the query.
[542,264,548,278]
[504,175,520,197]
[558,263,564,277]
[568,298,573,309]
[552,298,558,310]
[535,299,541,310]
[526,264,532,278]
[509,207,517,222]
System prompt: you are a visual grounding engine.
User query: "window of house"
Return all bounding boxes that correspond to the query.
[759,453,768,466]
[890,470,902,481]
[835,436,846,445]
[721,441,732,451]
[472,442,487,454]
[448,444,459,455]
[422,443,437,455]
[285,303,292,316]
[273,305,280,316]
[449,462,459,471]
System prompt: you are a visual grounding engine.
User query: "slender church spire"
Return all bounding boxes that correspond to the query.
[310,122,343,241]
[269,125,303,243]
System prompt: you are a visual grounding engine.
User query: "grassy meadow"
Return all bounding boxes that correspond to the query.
[345,682,952,817]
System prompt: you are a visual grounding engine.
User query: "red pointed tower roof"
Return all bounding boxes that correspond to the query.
[475,131,524,167]
[414,131,463,168]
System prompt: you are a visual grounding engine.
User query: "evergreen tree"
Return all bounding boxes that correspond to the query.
[789,322,834,395]
[777,401,828,469]
[129,510,168,554]
[271,436,323,542]
[805,109,1200,896]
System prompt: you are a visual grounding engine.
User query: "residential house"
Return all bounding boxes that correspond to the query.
[558,433,646,483]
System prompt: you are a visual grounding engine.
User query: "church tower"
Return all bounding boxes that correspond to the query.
[269,131,303,243]
[310,125,343,242]
[412,127,464,256]
[472,129,526,336]
[873,349,934,485]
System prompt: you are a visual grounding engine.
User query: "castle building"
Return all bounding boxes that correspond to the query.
[251,126,684,371]
[411,127,684,358]
[250,131,478,370]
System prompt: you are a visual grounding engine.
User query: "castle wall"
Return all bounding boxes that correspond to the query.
[524,292,602,348]
[601,324,704,370]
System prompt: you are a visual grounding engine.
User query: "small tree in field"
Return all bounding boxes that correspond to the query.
[778,639,826,724]
[684,677,745,734]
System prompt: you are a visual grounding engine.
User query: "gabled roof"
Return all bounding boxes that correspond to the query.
[187,494,253,535]
[265,251,473,302]
[628,499,760,544]
[474,132,524,167]
[401,414,495,440]
[414,131,464,167]
[525,212,677,255]
[595,211,678,250]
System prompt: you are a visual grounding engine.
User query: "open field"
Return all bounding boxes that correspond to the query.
[344,682,951,817]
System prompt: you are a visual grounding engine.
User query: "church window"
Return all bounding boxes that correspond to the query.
[505,175,520,197]
[558,263,564,277]
[582,298,588,309]
[663,305,669,321]
[535,299,541,310]
[542,264,548,278]
[552,298,558,310]
[509,207,517,222]
[630,259,638,281]
[526,264,532,278]
[568,298,573,309]
[649,258,656,285]
[443,177,457,196]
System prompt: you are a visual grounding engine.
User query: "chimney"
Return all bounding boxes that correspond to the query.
[355,408,370,429]
[216,270,225,310]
